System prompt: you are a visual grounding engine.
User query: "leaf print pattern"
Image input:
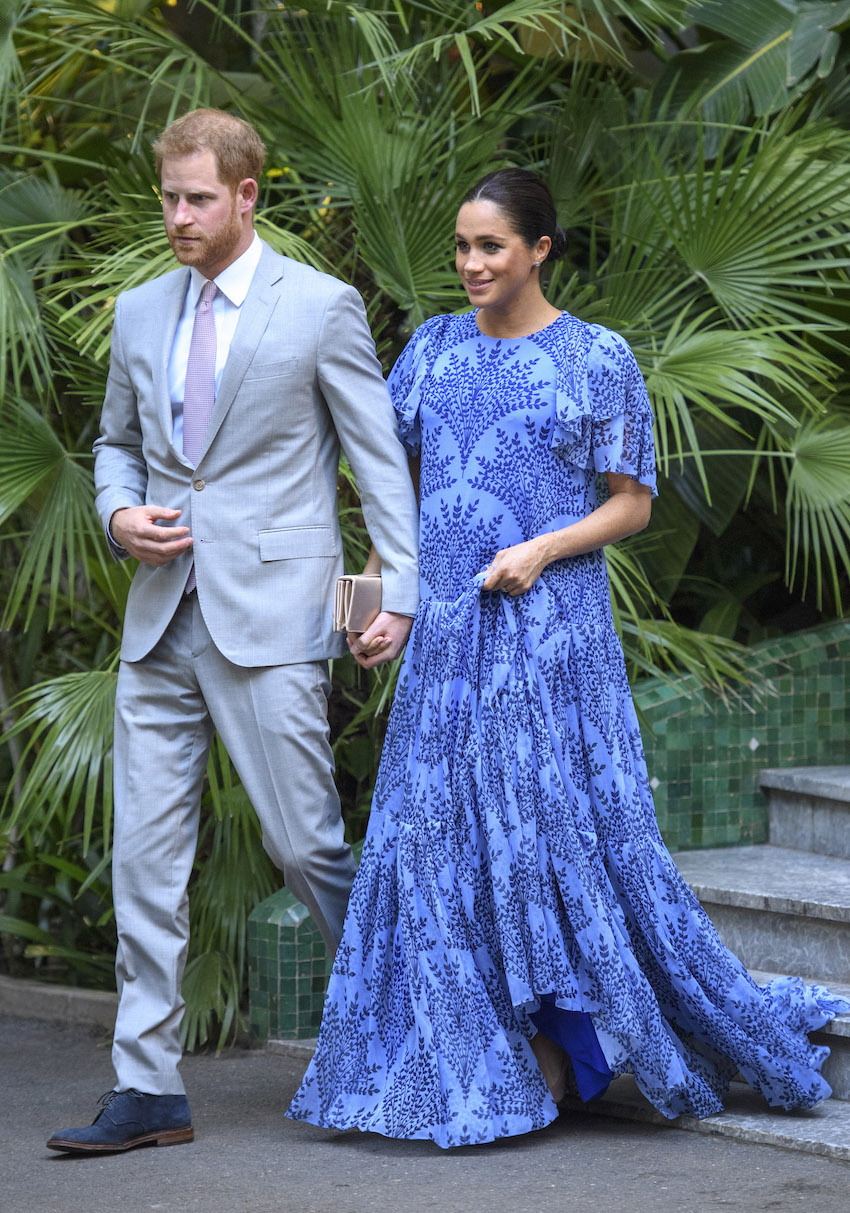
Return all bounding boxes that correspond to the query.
[287,311,848,1148]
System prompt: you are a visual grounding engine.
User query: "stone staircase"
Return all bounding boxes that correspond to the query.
[576,765,850,1158]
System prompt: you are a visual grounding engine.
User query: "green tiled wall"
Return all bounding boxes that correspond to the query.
[248,840,364,1043]
[248,619,850,1040]
[636,619,850,851]
[248,890,332,1042]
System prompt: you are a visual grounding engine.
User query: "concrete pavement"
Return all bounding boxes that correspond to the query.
[3,1014,849,1213]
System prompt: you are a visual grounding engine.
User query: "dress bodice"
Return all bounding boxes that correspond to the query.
[387,311,656,602]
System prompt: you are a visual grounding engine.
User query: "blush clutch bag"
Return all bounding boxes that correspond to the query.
[333,574,382,633]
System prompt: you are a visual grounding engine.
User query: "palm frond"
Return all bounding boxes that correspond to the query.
[620,616,750,699]
[0,251,53,398]
[784,415,850,608]
[0,913,113,980]
[0,399,110,627]
[10,0,224,138]
[338,0,685,113]
[637,116,850,328]
[667,0,850,119]
[641,314,831,482]
[180,949,239,1053]
[1,663,117,852]
[182,737,278,1050]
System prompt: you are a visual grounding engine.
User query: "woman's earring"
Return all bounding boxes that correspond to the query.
[533,262,541,268]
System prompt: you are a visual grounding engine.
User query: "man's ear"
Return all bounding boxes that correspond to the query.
[238,177,259,213]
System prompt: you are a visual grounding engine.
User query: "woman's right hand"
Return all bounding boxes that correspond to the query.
[481,536,550,597]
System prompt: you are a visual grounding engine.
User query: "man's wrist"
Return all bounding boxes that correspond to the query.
[107,508,130,551]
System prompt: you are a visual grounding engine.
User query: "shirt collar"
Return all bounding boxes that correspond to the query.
[188,232,263,308]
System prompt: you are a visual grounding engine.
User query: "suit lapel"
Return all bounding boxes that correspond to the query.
[155,268,192,466]
[197,243,285,460]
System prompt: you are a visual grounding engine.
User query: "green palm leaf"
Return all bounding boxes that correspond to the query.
[641,314,830,482]
[8,0,222,138]
[183,737,278,1049]
[0,399,109,627]
[0,913,113,978]
[339,0,687,113]
[637,116,850,327]
[784,415,850,607]
[621,616,749,697]
[244,22,548,317]
[661,0,850,120]
[180,950,239,1053]
[0,252,52,397]
[2,663,117,851]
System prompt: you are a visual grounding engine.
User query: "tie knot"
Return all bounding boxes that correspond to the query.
[199,280,217,309]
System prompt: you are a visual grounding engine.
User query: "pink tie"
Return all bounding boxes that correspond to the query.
[182,279,217,593]
[182,279,218,465]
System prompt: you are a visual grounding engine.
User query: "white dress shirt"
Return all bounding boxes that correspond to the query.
[106,233,264,547]
[168,232,263,450]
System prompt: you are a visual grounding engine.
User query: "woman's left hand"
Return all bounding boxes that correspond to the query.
[481,538,549,597]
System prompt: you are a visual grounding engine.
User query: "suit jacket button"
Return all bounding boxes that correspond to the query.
[193,478,205,491]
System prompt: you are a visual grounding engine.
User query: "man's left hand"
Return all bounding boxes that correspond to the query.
[348,611,413,669]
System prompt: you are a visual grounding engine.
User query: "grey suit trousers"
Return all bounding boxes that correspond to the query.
[111,592,355,1095]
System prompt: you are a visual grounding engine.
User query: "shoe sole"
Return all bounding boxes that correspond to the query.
[46,1126,194,1153]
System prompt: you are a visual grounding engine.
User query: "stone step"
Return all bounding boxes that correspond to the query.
[760,766,850,860]
[672,844,850,985]
[573,968,850,1157]
[568,1075,850,1161]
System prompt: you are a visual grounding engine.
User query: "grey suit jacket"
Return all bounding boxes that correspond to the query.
[94,240,419,666]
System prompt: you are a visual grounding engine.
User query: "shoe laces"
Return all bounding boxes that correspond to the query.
[95,1088,144,1113]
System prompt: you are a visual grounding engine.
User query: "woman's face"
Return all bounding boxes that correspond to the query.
[455,199,545,311]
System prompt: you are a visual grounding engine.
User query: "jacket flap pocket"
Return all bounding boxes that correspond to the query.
[259,526,338,561]
[244,357,298,382]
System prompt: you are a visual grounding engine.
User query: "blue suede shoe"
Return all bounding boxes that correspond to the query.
[47,1089,193,1153]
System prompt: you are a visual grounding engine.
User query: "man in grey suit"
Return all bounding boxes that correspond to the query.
[47,109,419,1154]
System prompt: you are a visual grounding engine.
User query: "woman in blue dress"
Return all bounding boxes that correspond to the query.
[287,169,847,1148]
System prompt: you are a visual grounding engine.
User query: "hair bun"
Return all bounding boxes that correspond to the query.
[548,225,568,263]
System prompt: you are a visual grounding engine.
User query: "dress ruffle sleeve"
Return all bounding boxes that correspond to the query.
[387,316,447,456]
[551,324,657,497]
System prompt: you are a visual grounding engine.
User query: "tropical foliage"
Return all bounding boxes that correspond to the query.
[2,0,850,1047]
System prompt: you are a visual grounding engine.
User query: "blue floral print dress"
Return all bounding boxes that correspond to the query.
[287,311,847,1148]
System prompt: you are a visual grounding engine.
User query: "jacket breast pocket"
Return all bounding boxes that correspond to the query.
[259,526,339,561]
[244,357,298,382]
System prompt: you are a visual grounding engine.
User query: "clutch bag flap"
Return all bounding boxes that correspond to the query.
[332,574,382,633]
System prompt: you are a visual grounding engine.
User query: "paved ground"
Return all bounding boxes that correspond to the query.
[3,1015,849,1213]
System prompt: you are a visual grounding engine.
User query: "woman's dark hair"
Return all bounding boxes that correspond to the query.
[460,168,568,262]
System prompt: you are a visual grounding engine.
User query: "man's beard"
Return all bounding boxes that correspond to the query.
[167,202,241,271]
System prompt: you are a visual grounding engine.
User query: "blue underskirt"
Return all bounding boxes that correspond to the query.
[530,997,613,1102]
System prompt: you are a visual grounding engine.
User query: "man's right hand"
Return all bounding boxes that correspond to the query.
[110,505,193,567]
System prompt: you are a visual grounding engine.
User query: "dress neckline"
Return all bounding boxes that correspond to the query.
[472,309,567,342]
